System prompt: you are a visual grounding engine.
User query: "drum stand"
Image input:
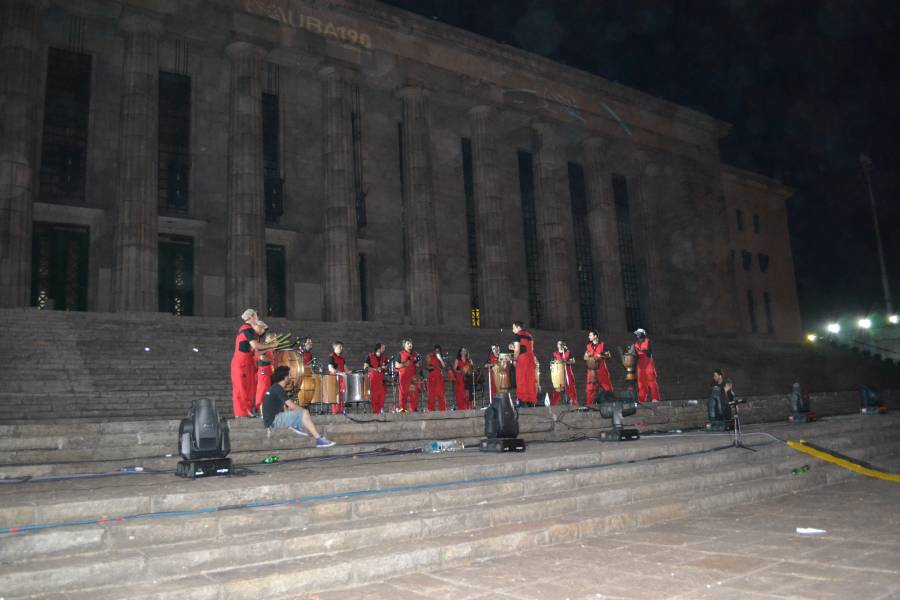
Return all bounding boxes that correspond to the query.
[730,402,755,452]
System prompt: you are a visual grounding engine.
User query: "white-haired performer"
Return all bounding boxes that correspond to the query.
[633,328,661,403]
[231,309,277,417]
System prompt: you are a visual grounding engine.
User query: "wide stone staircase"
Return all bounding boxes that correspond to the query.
[0,414,897,599]
[1,308,897,422]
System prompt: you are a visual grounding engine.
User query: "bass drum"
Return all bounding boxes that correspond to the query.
[297,374,321,407]
[550,360,566,392]
[276,350,306,386]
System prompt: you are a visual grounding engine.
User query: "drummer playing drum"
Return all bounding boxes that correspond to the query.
[584,329,614,405]
[327,341,347,415]
[551,340,577,406]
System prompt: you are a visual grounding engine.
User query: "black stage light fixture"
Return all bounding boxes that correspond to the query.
[860,384,887,415]
[597,389,640,441]
[481,393,526,452]
[175,398,233,478]
[788,382,817,423]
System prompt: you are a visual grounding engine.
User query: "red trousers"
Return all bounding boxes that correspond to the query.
[551,365,576,406]
[255,364,272,411]
[369,372,385,414]
[331,375,346,415]
[230,354,256,417]
[515,356,537,405]
[398,374,418,412]
[454,373,472,410]
[637,358,660,402]
[428,373,446,411]
[586,364,614,405]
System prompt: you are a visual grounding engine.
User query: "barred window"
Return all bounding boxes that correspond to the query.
[461,138,480,327]
[758,253,770,273]
[262,93,283,223]
[753,214,761,234]
[518,150,542,328]
[736,209,745,232]
[351,85,366,228]
[763,291,774,334]
[40,48,91,205]
[158,71,191,211]
[159,235,194,316]
[742,250,753,271]
[568,162,596,330]
[613,174,643,332]
[747,289,758,333]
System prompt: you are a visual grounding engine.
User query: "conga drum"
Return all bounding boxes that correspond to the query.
[550,360,566,392]
[585,356,599,384]
[621,348,637,382]
[322,374,340,404]
[493,354,512,392]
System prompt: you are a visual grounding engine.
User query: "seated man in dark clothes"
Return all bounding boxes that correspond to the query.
[263,366,335,448]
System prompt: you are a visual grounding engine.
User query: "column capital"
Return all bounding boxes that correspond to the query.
[225,41,267,61]
[119,14,164,36]
[396,83,429,101]
[318,63,359,83]
[467,104,494,119]
[580,135,608,153]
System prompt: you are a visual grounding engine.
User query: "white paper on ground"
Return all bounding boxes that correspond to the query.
[796,527,827,535]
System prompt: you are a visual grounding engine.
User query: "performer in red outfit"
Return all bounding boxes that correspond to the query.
[511,321,537,406]
[254,325,276,412]
[550,340,577,406]
[453,348,475,410]
[633,328,661,403]
[231,309,276,417]
[584,329,614,405]
[299,337,314,366]
[426,345,447,412]
[365,342,388,414]
[484,345,500,398]
[327,341,347,414]
[394,339,419,412]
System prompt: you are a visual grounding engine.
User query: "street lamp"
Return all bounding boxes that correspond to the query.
[860,154,894,315]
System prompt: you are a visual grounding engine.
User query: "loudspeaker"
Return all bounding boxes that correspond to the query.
[484,393,519,439]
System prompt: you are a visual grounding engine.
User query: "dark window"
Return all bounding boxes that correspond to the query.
[763,291,774,334]
[461,138,480,327]
[158,71,191,211]
[742,250,753,271]
[568,162,596,330]
[736,209,744,232]
[398,121,409,318]
[159,235,194,316]
[31,222,89,311]
[753,214,761,234]
[518,150,542,328]
[351,85,366,228]
[358,253,368,321]
[262,93,283,223]
[758,253,770,273]
[265,244,286,318]
[613,174,643,332]
[747,289,757,333]
[40,48,91,205]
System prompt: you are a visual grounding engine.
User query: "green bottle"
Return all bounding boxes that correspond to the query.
[262,455,280,464]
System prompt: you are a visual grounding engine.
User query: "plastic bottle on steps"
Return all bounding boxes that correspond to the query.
[423,440,465,453]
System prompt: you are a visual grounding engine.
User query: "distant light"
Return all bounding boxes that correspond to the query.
[826,323,840,334]
[889,314,899,325]
[857,318,872,330]
[806,333,818,343]
[192,347,199,352]
[144,347,151,352]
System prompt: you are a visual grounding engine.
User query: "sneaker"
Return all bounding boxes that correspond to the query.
[316,436,336,448]
[289,426,309,437]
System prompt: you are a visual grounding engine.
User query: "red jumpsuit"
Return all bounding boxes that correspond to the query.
[254,348,274,411]
[585,341,614,405]
[453,358,475,410]
[397,350,419,412]
[328,352,346,414]
[426,353,447,411]
[301,350,313,366]
[634,338,661,402]
[514,330,537,405]
[550,349,577,406]
[366,352,387,414]
[230,323,257,417]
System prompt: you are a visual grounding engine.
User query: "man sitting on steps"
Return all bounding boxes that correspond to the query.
[262,366,335,448]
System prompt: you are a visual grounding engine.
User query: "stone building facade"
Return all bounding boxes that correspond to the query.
[0,0,801,339]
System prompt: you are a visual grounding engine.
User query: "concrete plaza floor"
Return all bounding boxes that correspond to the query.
[314,475,900,600]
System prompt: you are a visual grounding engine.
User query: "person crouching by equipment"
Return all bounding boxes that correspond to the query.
[707,369,734,431]
[254,323,277,415]
[394,339,419,412]
[327,341,347,415]
[453,347,476,410]
[550,340,577,406]
[263,367,335,447]
[633,328,661,403]
[231,309,278,418]
[365,342,388,414]
[426,345,448,412]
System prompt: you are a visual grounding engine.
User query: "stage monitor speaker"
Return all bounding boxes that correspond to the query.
[484,393,519,439]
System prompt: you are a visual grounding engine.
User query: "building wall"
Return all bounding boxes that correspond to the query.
[1,0,786,339]
[721,167,803,342]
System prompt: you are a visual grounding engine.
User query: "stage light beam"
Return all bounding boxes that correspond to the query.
[857,318,872,330]
[889,314,899,325]
[826,323,840,334]
[806,333,818,343]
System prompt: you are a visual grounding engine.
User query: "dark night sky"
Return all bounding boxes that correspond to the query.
[383,0,900,330]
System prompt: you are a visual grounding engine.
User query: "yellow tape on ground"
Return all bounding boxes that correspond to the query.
[787,440,900,482]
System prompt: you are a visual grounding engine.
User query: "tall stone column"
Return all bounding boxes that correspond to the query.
[111,15,162,312]
[225,41,267,317]
[532,121,575,330]
[398,85,441,325]
[581,137,626,333]
[468,105,510,328]
[320,65,360,321]
[0,0,48,307]
[629,159,667,333]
